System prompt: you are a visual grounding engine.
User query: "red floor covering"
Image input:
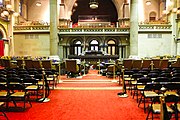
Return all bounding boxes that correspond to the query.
[2,70,147,120]
[57,83,120,87]
[5,90,147,120]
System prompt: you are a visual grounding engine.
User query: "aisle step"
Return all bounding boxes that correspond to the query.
[55,86,122,90]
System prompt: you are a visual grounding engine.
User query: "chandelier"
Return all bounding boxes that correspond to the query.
[0,4,19,21]
[89,0,98,9]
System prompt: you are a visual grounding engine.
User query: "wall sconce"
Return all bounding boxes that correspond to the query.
[162,10,169,15]
[177,9,180,14]
[0,4,19,21]
[6,4,12,10]
[172,8,178,13]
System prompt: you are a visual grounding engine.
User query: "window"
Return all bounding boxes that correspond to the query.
[107,40,116,55]
[149,12,156,21]
[0,0,3,7]
[74,40,82,55]
[89,40,99,51]
[19,0,23,16]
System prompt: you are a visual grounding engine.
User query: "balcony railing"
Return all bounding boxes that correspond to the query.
[138,24,172,33]
[58,27,130,35]
[13,25,50,33]
[13,23,172,34]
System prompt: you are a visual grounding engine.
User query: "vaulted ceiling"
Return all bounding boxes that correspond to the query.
[71,0,118,23]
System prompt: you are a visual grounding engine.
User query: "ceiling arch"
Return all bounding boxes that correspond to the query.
[71,0,118,24]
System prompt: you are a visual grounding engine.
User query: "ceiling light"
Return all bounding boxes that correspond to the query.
[146,1,151,5]
[3,10,9,16]
[36,1,41,7]
[89,0,98,9]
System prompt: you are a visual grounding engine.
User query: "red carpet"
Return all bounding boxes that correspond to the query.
[6,90,146,120]
[4,70,147,120]
[58,83,120,87]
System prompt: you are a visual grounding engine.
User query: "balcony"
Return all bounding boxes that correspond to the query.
[13,25,50,33]
[13,23,172,34]
[58,27,130,35]
[138,22,172,33]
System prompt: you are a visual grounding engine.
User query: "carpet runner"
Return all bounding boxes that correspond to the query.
[56,70,121,90]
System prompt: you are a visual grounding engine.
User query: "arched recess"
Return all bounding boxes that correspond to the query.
[70,0,118,24]
[0,24,8,56]
[89,39,99,51]
[149,11,157,21]
[106,39,118,55]
[69,37,83,55]
[0,24,8,39]
[86,36,102,51]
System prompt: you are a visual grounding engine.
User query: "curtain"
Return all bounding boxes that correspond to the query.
[0,40,4,56]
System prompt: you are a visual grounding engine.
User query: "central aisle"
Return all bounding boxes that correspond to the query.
[56,70,121,90]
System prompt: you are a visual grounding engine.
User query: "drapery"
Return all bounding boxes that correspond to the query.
[0,40,4,56]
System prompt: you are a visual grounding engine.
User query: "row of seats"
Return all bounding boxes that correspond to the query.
[0,68,55,113]
[0,58,89,79]
[0,58,58,70]
[99,58,180,78]
[121,67,180,119]
[123,59,179,71]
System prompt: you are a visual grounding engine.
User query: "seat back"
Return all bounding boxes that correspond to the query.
[171,58,180,68]
[123,59,133,70]
[32,60,42,69]
[142,59,151,69]
[41,60,52,70]
[160,59,169,70]
[152,59,161,69]
[16,59,24,68]
[137,77,152,84]
[65,60,79,73]
[24,59,33,69]
[132,60,142,70]
[154,77,170,83]
[107,65,116,72]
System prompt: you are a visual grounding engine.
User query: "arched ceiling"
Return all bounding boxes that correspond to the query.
[71,0,118,24]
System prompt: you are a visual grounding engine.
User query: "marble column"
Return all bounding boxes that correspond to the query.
[50,0,58,55]
[130,0,139,56]
[9,0,15,56]
[170,0,177,55]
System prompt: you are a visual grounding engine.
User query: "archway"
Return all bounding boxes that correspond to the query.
[89,39,99,51]
[107,40,116,55]
[71,0,118,25]
[149,11,157,21]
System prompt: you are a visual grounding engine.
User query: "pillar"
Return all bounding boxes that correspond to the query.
[170,0,178,55]
[130,0,139,56]
[50,0,58,55]
[9,0,15,56]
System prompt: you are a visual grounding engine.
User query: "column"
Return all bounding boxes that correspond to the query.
[170,0,177,55]
[130,0,139,56]
[177,42,180,55]
[50,0,58,55]
[9,0,15,56]
[119,46,122,58]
